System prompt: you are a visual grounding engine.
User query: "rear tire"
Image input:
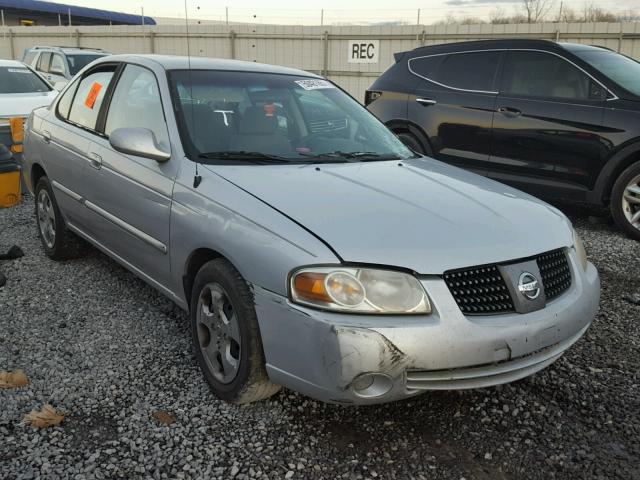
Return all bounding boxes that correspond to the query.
[610,162,640,241]
[190,259,281,404]
[34,176,87,260]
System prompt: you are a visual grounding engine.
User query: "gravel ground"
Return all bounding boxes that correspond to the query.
[1,196,639,480]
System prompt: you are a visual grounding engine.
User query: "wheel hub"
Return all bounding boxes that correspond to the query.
[196,282,241,384]
[37,189,56,249]
[622,174,640,231]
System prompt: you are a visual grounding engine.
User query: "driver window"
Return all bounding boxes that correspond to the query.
[501,51,591,101]
[105,64,169,151]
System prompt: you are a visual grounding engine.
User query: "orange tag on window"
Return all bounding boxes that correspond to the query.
[84,82,102,109]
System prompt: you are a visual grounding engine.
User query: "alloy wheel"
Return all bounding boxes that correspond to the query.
[622,174,640,231]
[196,282,242,384]
[37,189,56,249]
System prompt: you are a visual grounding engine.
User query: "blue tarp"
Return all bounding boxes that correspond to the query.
[0,0,156,25]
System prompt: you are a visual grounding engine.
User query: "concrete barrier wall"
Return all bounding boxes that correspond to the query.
[1,22,639,102]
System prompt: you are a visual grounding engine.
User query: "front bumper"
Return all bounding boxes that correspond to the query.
[254,249,600,405]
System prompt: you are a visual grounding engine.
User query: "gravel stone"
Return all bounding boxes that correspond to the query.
[1,197,639,479]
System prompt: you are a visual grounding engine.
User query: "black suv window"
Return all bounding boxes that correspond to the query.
[409,55,445,80]
[436,52,500,92]
[501,51,592,100]
[409,51,500,92]
[68,68,115,130]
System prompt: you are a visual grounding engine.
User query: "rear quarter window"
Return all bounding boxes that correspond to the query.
[409,51,500,92]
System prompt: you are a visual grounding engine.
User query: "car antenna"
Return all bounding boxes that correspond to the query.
[185,0,202,188]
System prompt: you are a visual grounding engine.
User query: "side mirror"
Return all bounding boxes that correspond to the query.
[49,66,65,76]
[109,127,170,162]
[53,81,67,91]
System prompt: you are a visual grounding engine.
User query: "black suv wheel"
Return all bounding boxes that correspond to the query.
[611,162,640,241]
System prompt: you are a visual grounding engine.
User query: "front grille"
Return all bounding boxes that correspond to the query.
[536,249,572,300]
[308,117,348,134]
[443,265,515,315]
[444,249,572,315]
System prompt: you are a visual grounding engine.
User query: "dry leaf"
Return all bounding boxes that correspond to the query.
[152,410,175,425]
[0,370,29,389]
[24,404,64,428]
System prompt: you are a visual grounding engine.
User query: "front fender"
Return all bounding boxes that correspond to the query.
[169,160,340,304]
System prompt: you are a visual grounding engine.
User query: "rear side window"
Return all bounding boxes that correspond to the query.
[23,51,37,65]
[105,64,169,149]
[501,51,591,100]
[50,54,66,75]
[408,55,444,79]
[436,52,500,92]
[68,69,115,130]
[409,51,500,92]
[37,52,51,72]
[56,78,81,119]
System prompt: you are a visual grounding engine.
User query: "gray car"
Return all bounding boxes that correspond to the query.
[22,55,600,405]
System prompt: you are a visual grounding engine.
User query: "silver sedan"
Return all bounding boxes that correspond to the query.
[22,55,599,404]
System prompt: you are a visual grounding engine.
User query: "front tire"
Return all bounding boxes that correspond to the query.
[34,176,86,260]
[396,131,426,155]
[610,162,640,241]
[190,259,281,404]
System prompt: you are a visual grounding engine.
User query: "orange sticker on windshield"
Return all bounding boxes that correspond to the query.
[84,82,102,109]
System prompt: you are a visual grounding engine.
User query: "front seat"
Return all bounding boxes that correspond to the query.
[229,106,290,155]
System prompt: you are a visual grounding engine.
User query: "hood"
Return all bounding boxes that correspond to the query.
[208,158,573,274]
[0,91,58,118]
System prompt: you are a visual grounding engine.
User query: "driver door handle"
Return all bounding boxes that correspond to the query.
[416,97,437,106]
[87,152,102,170]
[41,130,51,144]
[497,106,522,117]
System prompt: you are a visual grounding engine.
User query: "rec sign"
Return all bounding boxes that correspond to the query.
[348,40,379,64]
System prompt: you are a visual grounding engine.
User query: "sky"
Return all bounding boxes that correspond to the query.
[48,0,639,25]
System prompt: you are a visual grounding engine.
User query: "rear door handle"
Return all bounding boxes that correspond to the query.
[497,106,522,117]
[41,130,51,143]
[87,152,102,170]
[416,97,437,106]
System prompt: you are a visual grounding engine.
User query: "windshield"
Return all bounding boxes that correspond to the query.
[67,54,106,75]
[574,49,640,97]
[168,70,415,163]
[0,66,51,93]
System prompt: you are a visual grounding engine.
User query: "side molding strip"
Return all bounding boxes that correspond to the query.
[84,200,168,254]
[52,180,83,202]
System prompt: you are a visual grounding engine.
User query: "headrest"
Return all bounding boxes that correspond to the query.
[239,106,277,134]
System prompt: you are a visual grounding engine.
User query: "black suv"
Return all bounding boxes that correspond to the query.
[366,39,640,240]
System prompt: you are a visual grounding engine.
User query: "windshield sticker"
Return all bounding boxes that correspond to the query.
[7,68,30,73]
[294,79,335,90]
[84,82,103,109]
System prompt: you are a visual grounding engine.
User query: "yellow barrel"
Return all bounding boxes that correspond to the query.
[0,143,21,208]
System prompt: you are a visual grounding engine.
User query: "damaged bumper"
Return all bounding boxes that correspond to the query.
[254,252,600,405]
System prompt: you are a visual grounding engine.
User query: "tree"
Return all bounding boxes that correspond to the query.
[520,0,556,23]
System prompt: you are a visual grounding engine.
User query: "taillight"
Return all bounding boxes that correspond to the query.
[9,117,24,154]
[364,90,382,106]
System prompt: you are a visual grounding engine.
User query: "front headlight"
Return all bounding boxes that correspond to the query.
[573,228,588,271]
[289,266,431,314]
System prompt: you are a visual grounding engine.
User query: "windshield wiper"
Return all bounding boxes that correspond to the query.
[198,151,290,163]
[299,151,401,161]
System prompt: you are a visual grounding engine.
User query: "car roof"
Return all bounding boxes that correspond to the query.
[93,54,321,77]
[0,59,28,67]
[27,46,106,54]
[558,42,612,53]
[404,38,579,58]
